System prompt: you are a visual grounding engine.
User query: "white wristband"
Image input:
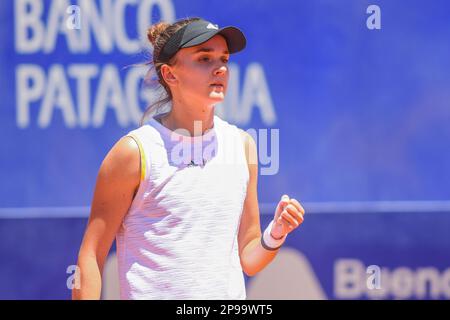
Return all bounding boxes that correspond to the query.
[261,220,287,251]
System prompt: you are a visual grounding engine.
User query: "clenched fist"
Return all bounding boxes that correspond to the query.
[270,194,305,240]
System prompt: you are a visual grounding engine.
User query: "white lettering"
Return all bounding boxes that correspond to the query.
[366,5,381,30]
[16,64,45,128]
[334,259,365,298]
[67,64,99,128]
[114,0,139,53]
[335,259,450,299]
[66,265,81,290]
[15,0,44,53]
[66,5,81,30]
[92,65,129,127]
[124,66,149,124]
[79,0,113,53]
[367,265,382,290]
[14,0,176,54]
[239,63,276,125]
[391,267,414,299]
[39,65,77,128]
[138,0,176,50]
[44,0,80,53]
[218,63,276,127]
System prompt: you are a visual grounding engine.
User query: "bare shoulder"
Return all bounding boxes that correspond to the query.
[107,136,140,162]
[98,136,141,188]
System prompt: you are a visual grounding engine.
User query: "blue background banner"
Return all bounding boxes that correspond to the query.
[2,210,450,300]
[0,0,449,299]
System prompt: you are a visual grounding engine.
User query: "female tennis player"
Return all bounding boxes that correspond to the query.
[72,17,305,300]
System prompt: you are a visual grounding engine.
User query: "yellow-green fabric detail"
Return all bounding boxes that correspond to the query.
[127,134,146,182]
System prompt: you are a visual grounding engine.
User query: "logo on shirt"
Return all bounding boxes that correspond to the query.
[187,159,207,167]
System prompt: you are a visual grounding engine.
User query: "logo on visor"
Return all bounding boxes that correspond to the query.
[206,23,219,30]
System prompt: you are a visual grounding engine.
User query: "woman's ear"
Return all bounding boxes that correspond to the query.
[160,64,177,85]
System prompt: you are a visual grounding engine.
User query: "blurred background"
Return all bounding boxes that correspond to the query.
[1,0,449,299]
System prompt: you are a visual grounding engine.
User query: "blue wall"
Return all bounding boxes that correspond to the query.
[1,0,449,299]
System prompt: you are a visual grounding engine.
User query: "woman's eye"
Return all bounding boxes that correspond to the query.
[198,57,228,63]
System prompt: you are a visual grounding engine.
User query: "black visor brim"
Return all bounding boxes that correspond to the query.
[181,26,246,54]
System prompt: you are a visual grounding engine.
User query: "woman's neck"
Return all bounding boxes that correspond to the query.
[160,102,215,137]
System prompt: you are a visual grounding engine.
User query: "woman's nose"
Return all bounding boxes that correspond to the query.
[214,65,227,75]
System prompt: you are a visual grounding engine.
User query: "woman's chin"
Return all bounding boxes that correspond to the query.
[209,92,225,101]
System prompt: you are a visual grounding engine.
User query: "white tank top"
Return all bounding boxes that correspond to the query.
[116,114,249,300]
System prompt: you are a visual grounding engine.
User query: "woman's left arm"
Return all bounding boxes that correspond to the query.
[237,130,305,277]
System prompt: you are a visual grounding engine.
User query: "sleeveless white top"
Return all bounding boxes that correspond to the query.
[116,114,249,300]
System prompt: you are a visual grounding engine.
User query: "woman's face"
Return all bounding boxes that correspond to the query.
[165,35,230,107]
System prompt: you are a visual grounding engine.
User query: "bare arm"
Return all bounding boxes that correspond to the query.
[72,136,141,299]
[237,131,305,277]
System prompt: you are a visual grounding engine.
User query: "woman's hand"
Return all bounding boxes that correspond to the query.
[270,194,305,239]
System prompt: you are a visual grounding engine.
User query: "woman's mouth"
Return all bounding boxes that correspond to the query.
[210,84,224,90]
